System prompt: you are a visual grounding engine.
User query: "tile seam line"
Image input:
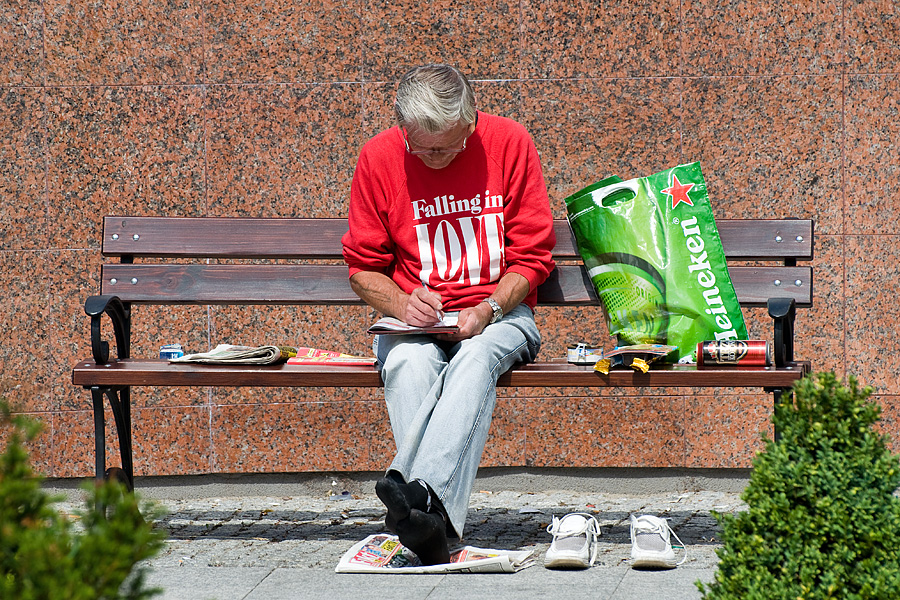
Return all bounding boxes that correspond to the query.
[41,0,53,442]
[5,233,895,258]
[200,0,213,426]
[239,566,276,600]
[841,58,847,380]
[41,1,47,88]
[16,72,900,92]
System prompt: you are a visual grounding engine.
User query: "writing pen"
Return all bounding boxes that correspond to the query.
[422,282,444,321]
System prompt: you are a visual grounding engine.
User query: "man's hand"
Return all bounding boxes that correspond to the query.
[349,270,531,341]
[404,286,444,327]
[349,271,439,325]
[436,302,493,341]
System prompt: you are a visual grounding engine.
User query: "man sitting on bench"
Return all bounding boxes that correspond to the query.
[341,63,557,564]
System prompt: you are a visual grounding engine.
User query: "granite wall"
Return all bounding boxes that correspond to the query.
[1,0,898,478]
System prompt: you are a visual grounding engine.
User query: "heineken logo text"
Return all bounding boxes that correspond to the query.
[680,215,738,340]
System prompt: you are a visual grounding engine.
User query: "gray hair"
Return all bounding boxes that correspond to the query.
[394,64,477,134]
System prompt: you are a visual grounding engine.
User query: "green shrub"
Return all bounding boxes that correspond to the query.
[699,372,900,600]
[1,400,167,600]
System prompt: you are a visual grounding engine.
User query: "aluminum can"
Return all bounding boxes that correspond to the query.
[566,343,603,365]
[160,343,184,360]
[697,340,771,367]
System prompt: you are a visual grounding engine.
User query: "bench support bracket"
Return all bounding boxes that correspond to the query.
[85,294,135,490]
[85,294,130,364]
[768,297,796,368]
[90,385,135,491]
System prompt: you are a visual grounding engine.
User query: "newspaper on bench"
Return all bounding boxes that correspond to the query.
[335,534,537,574]
[168,344,296,365]
[169,344,377,365]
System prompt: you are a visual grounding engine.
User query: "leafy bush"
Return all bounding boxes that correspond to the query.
[699,372,900,599]
[1,400,167,600]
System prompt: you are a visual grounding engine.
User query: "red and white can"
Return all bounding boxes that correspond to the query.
[697,340,771,367]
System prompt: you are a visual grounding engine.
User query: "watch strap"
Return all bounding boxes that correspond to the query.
[484,298,503,324]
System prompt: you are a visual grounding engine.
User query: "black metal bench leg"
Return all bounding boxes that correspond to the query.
[108,386,135,491]
[91,386,107,485]
[771,387,786,443]
[90,385,135,491]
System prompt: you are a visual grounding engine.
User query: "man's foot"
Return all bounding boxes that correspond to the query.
[375,476,450,564]
[395,508,451,565]
[375,476,428,533]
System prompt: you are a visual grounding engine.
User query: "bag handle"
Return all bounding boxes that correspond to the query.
[590,180,640,207]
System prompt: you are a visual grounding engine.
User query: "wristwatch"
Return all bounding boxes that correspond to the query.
[484,298,503,324]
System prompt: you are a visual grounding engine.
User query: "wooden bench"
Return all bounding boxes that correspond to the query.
[72,216,814,490]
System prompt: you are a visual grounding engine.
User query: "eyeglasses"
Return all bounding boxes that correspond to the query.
[401,124,473,156]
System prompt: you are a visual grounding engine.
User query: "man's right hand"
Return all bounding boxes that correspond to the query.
[404,286,444,326]
[349,271,445,327]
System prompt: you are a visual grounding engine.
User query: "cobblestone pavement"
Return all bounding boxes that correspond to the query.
[133,489,744,571]
[49,479,747,599]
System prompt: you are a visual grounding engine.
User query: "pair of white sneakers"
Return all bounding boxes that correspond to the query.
[543,512,686,569]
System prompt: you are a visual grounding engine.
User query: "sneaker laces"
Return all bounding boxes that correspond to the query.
[630,515,688,566]
[546,513,602,566]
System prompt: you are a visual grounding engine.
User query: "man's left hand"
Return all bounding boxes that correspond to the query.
[436,302,494,342]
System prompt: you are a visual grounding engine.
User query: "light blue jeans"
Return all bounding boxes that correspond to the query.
[374,303,541,539]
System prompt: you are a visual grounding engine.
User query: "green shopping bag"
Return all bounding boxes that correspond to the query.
[565,162,747,363]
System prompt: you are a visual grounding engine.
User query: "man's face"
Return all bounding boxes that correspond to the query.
[402,120,475,170]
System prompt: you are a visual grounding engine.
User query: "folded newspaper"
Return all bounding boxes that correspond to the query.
[335,534,537,574]
[367,312,460,335]
[169,344,296,365]
[286,347,376,366]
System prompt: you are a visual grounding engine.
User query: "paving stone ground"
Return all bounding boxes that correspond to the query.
[113,489,744,570]
[49,478,746,599]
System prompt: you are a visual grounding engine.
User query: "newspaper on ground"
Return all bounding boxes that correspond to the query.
[335,534,538,574]
[168,344,295,365]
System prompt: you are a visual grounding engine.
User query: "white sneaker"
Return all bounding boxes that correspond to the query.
[629,514,686,569]
[544,513,601,569]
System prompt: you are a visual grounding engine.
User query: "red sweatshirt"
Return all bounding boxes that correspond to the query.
[342,111,556,311]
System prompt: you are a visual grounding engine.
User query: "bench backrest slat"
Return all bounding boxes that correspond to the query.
[101,264,364,305]
[550,219,813,261]
[102,217,349,259]
[98,216,813,308]
[99,263,812,307]
[102,217,814,262]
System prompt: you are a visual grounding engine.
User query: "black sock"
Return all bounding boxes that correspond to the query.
[395,508,451,565]
[407,479,430,512]
[375,475,430,532]
[376,476,412,533]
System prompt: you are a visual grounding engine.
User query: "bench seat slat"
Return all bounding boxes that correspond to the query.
[102,217,814,262]
[72,358,809,389]
[100,263,812,307]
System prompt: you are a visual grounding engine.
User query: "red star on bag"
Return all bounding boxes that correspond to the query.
[662,175,695,209]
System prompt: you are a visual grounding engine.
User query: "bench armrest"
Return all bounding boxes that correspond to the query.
[85,295,131,364]
[768,297,796,368]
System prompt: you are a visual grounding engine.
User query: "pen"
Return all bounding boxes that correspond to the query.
[422,282,444,321]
